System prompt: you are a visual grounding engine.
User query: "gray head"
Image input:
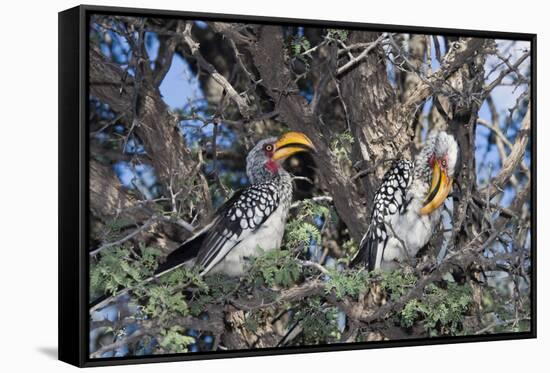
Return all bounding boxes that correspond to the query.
[415,131,459,182]
[415,131,459,215]
[245,132,316,184]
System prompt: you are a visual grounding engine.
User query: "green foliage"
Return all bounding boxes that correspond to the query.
[297,199,330,221]
[379,270,417,299]
[400,300,425,329]
[141,245,164,270]
[90,245,161,298]
[330,131,355,151]
[131,266,205,322]
[341,239,359,260]
[247,249,301,288]
[399,283,473,336]
[285,220,321,252]
[326,28,349,41]
[158,266,208,292]
[290,36,311,56]
[159,326,195,353]
[330,131,354,166]
[187,274,241,316]
[103,218,135,241]
[295,297,341,344]
[378,271,473,335]
[151,266,214,318]
[284,198,330,252]
[325,268,369,300]
[141,286,189,319]
[479,278,531,334]
[286,35,312,72]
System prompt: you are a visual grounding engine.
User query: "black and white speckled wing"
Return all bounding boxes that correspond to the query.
[352,160,414,271]
[193,181,281,275]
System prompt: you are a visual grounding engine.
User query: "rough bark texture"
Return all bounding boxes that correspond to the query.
[339,31,413,207]
[89,159,142,221]
[249,26,370,241]
[89,48,212,224]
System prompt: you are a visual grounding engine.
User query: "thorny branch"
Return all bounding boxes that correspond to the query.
[181,22,253,118]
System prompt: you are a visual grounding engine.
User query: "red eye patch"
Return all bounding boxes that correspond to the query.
[265,159,279,174]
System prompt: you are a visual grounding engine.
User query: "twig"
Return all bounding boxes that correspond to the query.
[90,329,147,358]
[336,34,386,76]
[292,176,314,185]
[290,196,333,209]
[475,317,530,335]
[481,102,531,198]
[482,51,530,98]
[181,22,252,118]
[89,216,158,257]
[157,215,195,233]
[402,38,486,116]
[90,112,127,136]
[299,260,330,275]
[229,280,325,312]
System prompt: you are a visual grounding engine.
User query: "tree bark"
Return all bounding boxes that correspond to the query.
[89,48,212,225]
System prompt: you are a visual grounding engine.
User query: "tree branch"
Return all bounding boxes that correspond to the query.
[181,22,253,118]
[89,47,212,223]
[336,34,386,76]
[401,38,486,118]
[481,102,531,198]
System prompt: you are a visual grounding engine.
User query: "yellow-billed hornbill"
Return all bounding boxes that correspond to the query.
[352,131,459,271]
[155,131,316,277]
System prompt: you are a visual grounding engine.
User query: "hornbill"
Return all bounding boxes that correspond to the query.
[352,131,459,271]
[155,131,316,277]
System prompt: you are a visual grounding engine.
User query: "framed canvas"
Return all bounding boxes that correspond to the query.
[58,5,536,367]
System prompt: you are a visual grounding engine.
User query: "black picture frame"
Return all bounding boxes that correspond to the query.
[59,4,537,367]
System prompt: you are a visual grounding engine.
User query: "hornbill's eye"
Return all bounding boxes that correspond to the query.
[441,159,447,168]
[264,144,274,152]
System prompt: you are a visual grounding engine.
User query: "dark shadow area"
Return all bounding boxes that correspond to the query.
[37,346,58,360]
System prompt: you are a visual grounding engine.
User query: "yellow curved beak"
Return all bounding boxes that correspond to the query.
[271,131,316,161]
[420,161,453,215]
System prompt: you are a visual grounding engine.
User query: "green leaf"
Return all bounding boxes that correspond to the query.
[89,245,162,297]
[397,281,473,335]
[295,296,341,344]
[247,249,301,288]
[324,268,369,300]
[327,28,348,41]
[142,285,188,319]
[159,326,195,353]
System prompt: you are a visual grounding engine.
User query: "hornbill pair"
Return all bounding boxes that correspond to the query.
[156,130,458,277]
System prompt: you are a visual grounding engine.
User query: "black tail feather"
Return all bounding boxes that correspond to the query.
[351,231,375,271]
[154,231,207,276]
